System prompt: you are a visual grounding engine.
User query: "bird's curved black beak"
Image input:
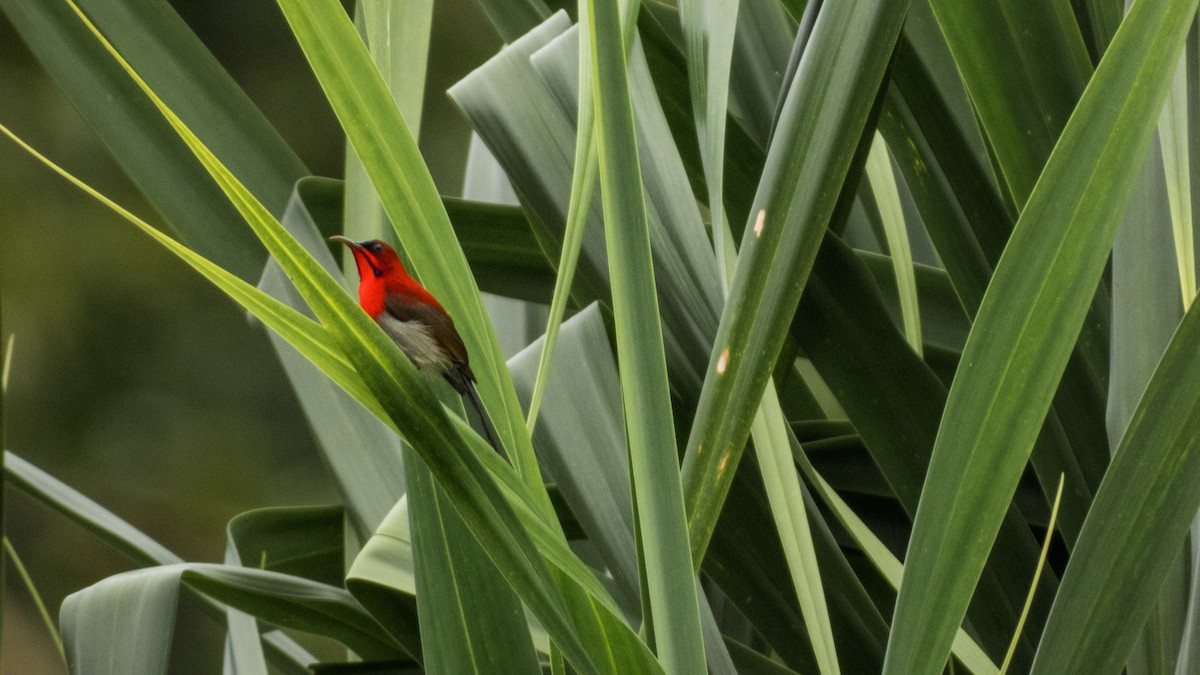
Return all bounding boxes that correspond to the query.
[329,235,363,251]
[330,235,382,277]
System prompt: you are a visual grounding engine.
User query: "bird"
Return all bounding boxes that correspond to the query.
[331,235,502,454]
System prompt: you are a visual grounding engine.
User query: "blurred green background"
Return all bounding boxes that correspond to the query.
[0,0,501,670]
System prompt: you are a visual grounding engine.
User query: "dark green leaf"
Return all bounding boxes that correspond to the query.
[884,2,1199,670]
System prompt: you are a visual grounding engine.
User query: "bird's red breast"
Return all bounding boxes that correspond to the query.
[336,236,447,320]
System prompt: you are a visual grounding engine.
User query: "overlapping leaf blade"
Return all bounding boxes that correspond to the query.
[680,0,910,567]
[884,1,1200,671]
[1031,293,1200,673]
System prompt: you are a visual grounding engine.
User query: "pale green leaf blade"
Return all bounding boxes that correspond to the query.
[679,0,741,282]
[341,0,433,265]
[61,566,180,675]
[865,132,921,355]
[751,386,838,674]
[1110,96,1188,675]
[792,440,998,675]
[525,4,600,434]
[508,304,639,609]
[1160,50,1198,306]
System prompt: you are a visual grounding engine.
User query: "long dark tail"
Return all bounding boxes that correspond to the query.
[460,377,504,456]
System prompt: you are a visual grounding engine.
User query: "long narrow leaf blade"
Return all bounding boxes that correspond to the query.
[680,0,909,568]
[587,0,705,669]
[883,2,1200,671]
[927,0,1092,208]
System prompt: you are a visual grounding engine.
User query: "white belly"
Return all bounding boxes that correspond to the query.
[376,313,453,375]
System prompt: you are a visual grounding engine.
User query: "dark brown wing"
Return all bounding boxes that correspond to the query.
[384,295,473,377]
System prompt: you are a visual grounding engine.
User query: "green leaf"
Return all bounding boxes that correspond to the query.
[345,497,424,654]
[927,0,1092,208]
[750,386,839,674]
[445,196,558,304]
[586,0,705,669]
[61,563,405,673]
[508,304,639,609]
[864,132,921,355]
[6,452,180,567]
[795,235,1053,664]
[0,0,305,281]
[449,14,612,315]
[1160,49,1198,306]
[62,566,179,674]
[223,507,347,673]
[884,1,1200,671]
[857,252,969,356]
[680,0,909,569]
[791,436,998,675]
[341,0,432,268]
[1029,292,1200,673]
[881,14,1111,547]
[680,0,741,283]
[725,0,792,149]
[185,566,404,660]
[457,18,727,404]
[227,506,345,588]
[531,22,727,396]
[524,0,602,434]
[405,448,541,674]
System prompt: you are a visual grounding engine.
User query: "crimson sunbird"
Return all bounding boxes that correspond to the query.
[331,235,501,454]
